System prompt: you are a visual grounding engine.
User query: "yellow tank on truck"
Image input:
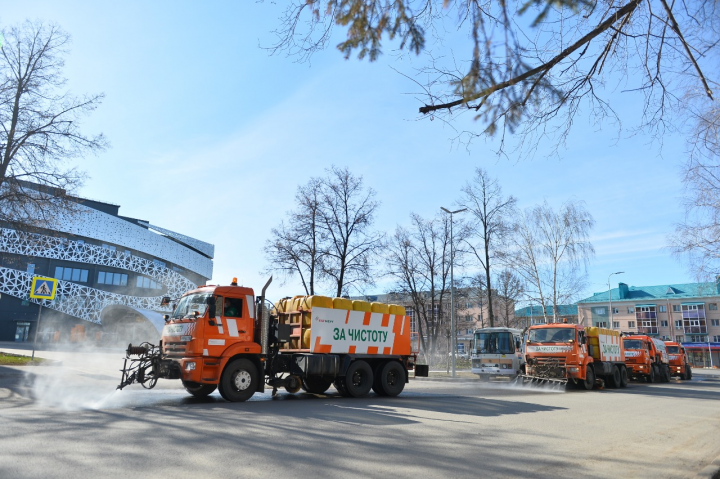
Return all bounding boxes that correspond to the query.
[585,327,624,362]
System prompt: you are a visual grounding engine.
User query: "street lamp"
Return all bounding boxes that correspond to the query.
[441,206,467,378]
[608,271,624,330]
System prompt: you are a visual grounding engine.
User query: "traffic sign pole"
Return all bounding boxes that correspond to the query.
[31,302,43,361]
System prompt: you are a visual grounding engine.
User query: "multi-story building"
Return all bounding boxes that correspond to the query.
[577,282,720,367]
[514,304,579,327]
[0,186,213,345]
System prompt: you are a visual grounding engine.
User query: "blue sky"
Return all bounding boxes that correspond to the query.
[1,1,694,303]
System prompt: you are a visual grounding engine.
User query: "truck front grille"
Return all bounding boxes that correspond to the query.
[530,357,567,378]
[163,341,187,358]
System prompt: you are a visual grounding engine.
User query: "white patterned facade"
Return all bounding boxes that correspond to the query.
[52,203,213,278]
[0,225,210,329]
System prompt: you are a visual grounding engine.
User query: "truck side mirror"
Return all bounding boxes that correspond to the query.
[206,296,216,318]
[160,296,171,306]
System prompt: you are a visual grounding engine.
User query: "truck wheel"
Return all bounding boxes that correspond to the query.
[686,365,693,380]
[647,365,657,383]
[378,361,405,397]
[182,381,217,398]
[607,366,621,388]
[219,358,258,402]
[285,375,302,394]
[662,366,671,383]
[302,376,333,394]
[343,360,373,397]
[619,367,628,388]
[334,378,350,397]
[582,367,595,390]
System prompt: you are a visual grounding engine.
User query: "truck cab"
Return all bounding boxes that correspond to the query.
[664,341,692,380]
[623,335,670,383]
[160,285,263,397]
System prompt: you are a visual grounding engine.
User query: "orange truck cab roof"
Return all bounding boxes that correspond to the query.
[183,285,255,299]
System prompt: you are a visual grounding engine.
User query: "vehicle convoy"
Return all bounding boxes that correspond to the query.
[664,341,692,380]
[117,277,427,401]
[520,324,628,390]
[622,335,670,383]
[471,327,525,381]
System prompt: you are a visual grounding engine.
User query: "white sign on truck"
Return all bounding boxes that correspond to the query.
[310,307,410,355]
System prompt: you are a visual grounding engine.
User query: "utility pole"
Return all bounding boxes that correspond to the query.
[441,207,466,378]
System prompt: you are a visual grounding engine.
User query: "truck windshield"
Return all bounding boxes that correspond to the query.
[666,346,680,354]
[172,293,211,319]
[528,328,574,343]
[623,340,644,350]
[474,331,515,354]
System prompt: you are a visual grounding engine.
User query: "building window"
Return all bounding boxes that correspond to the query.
[711,319,720,326]
[661,320,668,327]
[628,321,636,328]
[613,321,620,328]
[710,303,718,311]
[613,308,619,314]
[627,307,634,314]
[676,336,684,342]
[713,336,720,342]
[675,320,683,329]
[98,271,128,286]
[594,307,606,315]
[659,305,666,313]
[102,244,116,251]
[690,335,705,342]
[153,259,166,269]
[595,321,607,328]
[136,276,162,290]
[661,335,670,340]
[636,306,658,335]
[55,267,89,283]
[673,305,681,312]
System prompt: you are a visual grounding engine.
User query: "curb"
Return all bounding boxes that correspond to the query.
[696,455,720,478]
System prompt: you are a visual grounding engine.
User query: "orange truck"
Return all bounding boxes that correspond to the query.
[521,324,628,390]
[622,335,671,383]
[117,277,427,401]
[664,341,692,380]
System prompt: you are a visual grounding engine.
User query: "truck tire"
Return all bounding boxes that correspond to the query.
[661,365,671,383]
[343,360,373,398]
[647,365,657,383]
[378,361,405,397]
[218,358,258,402]
[334,378,350,397]
[372,363,388,396]
[619,367,628,388]
[285,375,302,394]
[182,381,217,398]
[302,376,333,394]
[582,366,595,390]
[686,365,693,380]
[607,366,621,388]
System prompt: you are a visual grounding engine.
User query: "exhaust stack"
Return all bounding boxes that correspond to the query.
[259,276,272,356]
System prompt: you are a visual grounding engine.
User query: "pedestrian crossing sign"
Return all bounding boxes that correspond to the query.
[30,277,57,300]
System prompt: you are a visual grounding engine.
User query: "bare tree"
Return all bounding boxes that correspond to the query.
[495,269,524,328]
[0,21,106,229]
[459,168,516,327]
[511,200,595,322]
[264,178,325,295]
[266,1,717,156]
[319,166,384,297]
[386,212,466,359]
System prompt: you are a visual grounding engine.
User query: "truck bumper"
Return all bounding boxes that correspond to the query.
[176,357,222,384]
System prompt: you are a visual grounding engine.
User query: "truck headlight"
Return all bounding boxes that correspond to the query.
[638,365,644,369]
[185,362,196,371]
[181,335,192,342]
[568,367,579,373]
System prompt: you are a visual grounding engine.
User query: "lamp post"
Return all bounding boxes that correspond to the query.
[441,206,466,378]
[608,271,624,330]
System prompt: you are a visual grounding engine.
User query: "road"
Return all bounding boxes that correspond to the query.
[0,347,719,479]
